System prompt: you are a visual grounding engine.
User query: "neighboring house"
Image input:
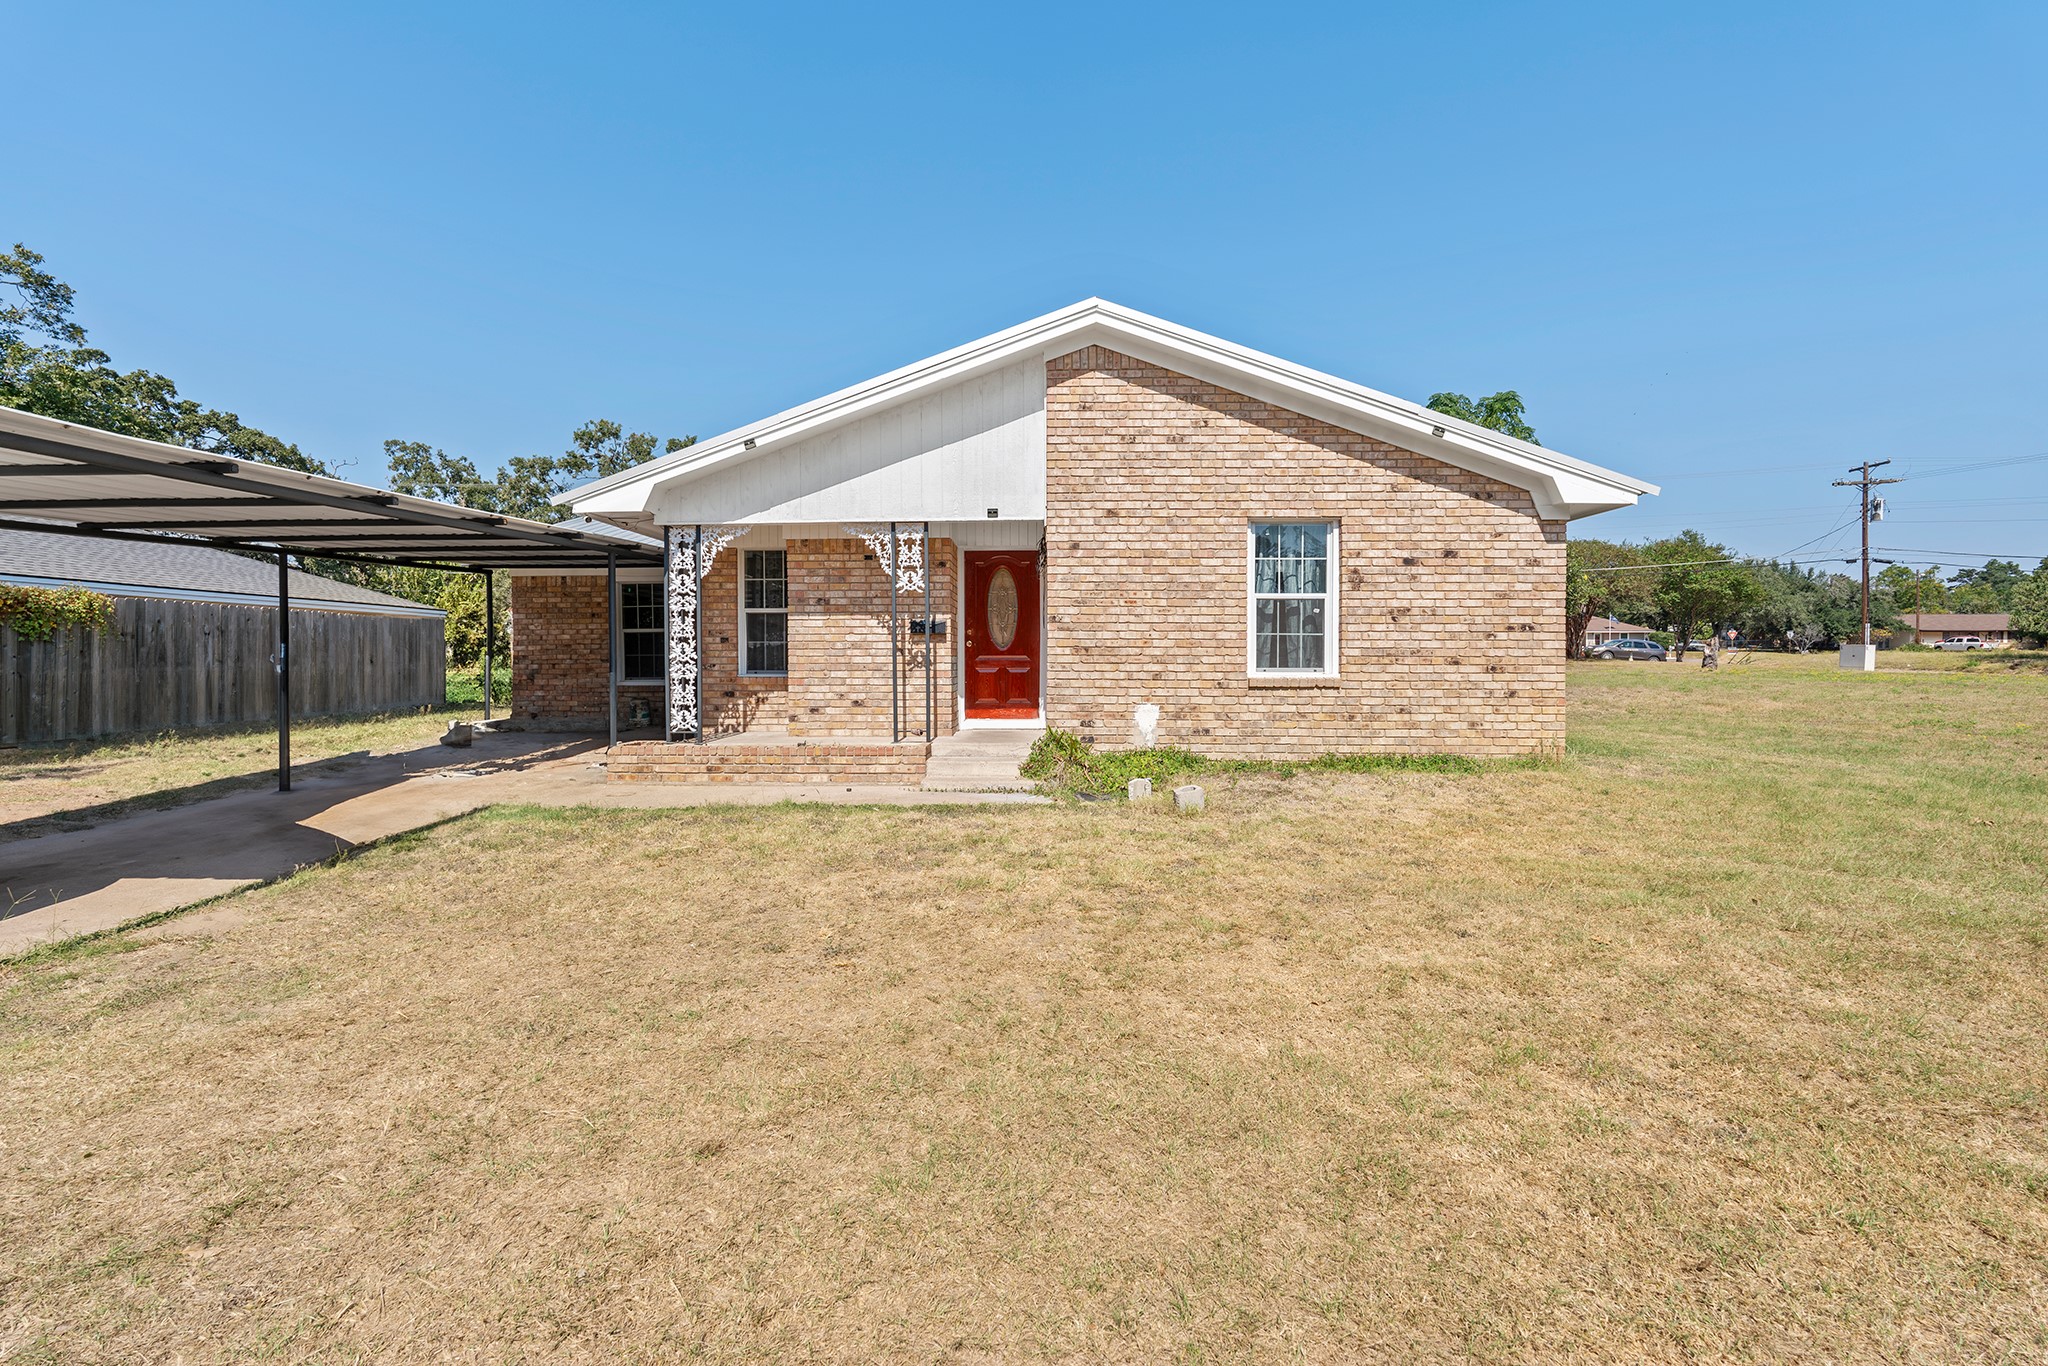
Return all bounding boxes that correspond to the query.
[523,300,1655,779]
[0,527,444,744]
[1900,612,2015,646]
[1584,616,1655,649]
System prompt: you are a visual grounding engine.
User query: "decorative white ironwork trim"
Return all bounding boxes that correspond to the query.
[665,527,700,738]
[661,525,749,738]
[696,525,745,579]
[843,522,927,593]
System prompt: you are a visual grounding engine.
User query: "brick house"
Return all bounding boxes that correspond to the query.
[1900,612,2016,646]
[513,301,1655,781]
[1583,615,1656,649]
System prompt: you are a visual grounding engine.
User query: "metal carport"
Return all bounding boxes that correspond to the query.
[0,407,662,789]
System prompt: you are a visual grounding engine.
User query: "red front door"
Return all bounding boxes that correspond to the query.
[963,551,1041,719]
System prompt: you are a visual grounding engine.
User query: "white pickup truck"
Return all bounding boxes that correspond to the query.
[1935,636,1995,651]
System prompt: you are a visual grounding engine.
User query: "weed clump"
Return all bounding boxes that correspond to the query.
[1020,727,1488,798]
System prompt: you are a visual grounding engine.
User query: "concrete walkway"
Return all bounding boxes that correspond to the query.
[0,732,1045,956]
[922,726,1043,791]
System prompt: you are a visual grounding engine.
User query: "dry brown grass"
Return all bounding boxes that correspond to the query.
[0,710,454,839]
[2,662,2045,1362]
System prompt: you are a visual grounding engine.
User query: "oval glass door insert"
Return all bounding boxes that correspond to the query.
[986,567,1019,650]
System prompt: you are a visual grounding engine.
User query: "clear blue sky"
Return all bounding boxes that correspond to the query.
[11,1,2046,574]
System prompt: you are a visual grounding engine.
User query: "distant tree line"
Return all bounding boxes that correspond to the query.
[2,242,691,670]
[1425,387,2048,655]
[1567,535,2048,657]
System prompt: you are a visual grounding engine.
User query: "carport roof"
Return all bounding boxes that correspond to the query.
[0,406,663,571]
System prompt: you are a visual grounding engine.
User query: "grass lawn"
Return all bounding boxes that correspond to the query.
[0,710,458,840]
[2,658,2044,1361]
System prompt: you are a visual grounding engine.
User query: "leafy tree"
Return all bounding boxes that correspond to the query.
[1639,530,1756,658]
[1948,559,2026,614]
[1,243,329,474]
[1875,563,1949,616]
[382,421,691,525]
[0,243,85,346]
[1741,562,1868,651]
[333,422,691,665]
[1426,390,1539,444]
[2010,559,2048,647]
[1564,539,1653,659]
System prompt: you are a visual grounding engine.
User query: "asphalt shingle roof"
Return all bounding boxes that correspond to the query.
[0,528,441,614]
[1903,613,2011,631]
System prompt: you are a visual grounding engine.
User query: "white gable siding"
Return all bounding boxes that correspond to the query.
[647,357,1045,525]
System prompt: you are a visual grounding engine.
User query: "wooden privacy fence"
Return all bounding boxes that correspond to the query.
[1,595,445,745]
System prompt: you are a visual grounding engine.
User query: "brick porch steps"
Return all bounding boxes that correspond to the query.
[607,736,930,785]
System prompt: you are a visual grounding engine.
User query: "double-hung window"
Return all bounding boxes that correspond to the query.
[618,582,664,682]
[1248,522,1336,675]
[741,549,788,675]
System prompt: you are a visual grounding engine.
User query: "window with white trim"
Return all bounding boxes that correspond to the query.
[618,581,663,682]
[1248,523,1336,675]
[741,549,788,675]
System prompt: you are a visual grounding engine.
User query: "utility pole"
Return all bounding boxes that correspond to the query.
[1833,460,1902,653]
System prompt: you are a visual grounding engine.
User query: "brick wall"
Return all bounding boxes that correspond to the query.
[608,738,929,784]
[507,574,660,729]
[787,537,958,738]
[509,539,958,738]
[1043,346,1566,758]
[699,550,794,734]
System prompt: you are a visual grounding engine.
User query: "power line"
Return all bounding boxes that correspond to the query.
[1873,545,2048,560]
[1895,449,2048,481]
[1656,447,2048,481]
[1580,552,1859,573]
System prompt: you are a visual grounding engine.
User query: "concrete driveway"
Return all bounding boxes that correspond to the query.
[0,731,1042,956]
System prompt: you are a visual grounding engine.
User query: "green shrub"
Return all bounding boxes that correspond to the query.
[445,665,511,707]
[0,584,118,642]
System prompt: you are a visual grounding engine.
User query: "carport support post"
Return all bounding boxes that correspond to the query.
[481,569,495,722]
[605,549,618,749]
[275,551,292,792]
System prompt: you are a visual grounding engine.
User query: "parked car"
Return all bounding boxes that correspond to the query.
[1591,638,1668,661]
[1936,636,1994,651]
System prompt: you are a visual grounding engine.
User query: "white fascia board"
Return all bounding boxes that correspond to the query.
[565,299,1659,523]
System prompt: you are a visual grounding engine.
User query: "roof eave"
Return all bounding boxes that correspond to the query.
[561,299,1658,520]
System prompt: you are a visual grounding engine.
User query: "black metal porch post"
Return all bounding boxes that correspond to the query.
[605,549,618,748]
[275,551,292,791]
[481,569,494,722]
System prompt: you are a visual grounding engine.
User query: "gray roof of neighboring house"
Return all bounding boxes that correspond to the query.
[0,527,443,616]
[1903,613,2011,631]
